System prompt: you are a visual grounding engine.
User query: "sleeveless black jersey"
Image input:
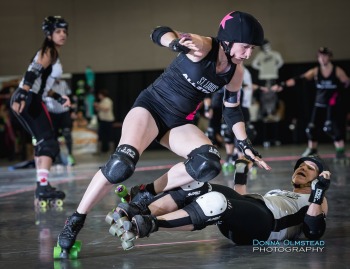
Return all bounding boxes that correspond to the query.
[314,65,341,107]
[147,38,236,119]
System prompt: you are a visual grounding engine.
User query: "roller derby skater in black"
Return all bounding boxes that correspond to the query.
[272,47,350,159]
[57,10,270,258]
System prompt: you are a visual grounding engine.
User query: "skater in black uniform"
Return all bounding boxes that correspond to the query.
[272,47,350,160]
[10,16,70,206]
[57,10,271,258]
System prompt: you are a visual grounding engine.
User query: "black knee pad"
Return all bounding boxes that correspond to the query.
[305,123,316,140]
[246,123,257,142]
[184,145,221,182]
[101,144,140,184]
[62,128,72,144]
[221,123,235,144]
[183,191,227,230]
[35,137,60,160]
[323,120,335,139]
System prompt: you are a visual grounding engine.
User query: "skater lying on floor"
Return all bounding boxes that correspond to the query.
[116,155,330,245]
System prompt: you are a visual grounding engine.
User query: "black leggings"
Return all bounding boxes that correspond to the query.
[212,184,274,245]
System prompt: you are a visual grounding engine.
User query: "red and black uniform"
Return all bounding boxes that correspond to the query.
[309,65,344,141]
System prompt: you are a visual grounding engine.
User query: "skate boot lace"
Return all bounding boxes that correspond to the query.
[61,217,84,239]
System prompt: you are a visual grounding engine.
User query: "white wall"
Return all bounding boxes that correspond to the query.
[1,0,349,75]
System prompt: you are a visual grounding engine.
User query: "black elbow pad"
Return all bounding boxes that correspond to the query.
[303,214,326,240]
[222,106,244,130]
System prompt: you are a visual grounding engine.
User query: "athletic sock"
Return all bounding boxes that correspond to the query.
[37,169,50,186]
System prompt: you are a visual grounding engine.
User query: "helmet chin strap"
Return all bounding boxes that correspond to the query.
[291,181,312,188]
[220,41,234,62]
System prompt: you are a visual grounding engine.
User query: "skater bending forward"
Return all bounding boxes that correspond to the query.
[121,155,330,245]
[57,10,271,257]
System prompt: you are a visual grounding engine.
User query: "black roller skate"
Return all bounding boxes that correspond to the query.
[109,214,158,251]
[129,184,155,203]
[54,213,86,259]
[35,183,65,208]
[105,200,151,250]
[301,147,318,157]
[132,214,158,238]
[106,200,151,225]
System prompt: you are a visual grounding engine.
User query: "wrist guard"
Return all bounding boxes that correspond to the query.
[309,175,330,205]
[150,26,175,46]
[49,91,66,105]
[169,39,190,54]
[12,87,28,103]
[237,138,261,162]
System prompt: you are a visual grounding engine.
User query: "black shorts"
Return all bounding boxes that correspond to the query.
[133,88,196,141]
[49,111,73,134]
[211,184,274,245]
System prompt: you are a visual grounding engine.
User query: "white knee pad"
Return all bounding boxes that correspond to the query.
[195,191,227,217]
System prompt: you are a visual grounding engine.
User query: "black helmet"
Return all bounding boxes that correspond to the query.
[42,16,68,37]
[217,11,264,46]
[294,155,326,174]
[318,47,333,57]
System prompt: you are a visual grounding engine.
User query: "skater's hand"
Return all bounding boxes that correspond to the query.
[309,173,331,205]
[60,95,71,107]
[11,87,28,114]
[237,138,271,171]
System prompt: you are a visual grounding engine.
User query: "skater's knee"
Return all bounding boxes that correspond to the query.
[323,121,335,139]
[101,144,140,184]
[184,145,221,182]
[35,137,59,160]
[305,123,316,140]
[183,191,227,230]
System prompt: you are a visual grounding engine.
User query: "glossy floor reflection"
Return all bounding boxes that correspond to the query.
[0,144,349,269]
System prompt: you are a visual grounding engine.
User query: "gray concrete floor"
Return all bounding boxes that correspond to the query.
[0,144,349,269]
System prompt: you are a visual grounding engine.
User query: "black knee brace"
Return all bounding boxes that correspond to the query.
[184,145,221,182]
[305,123,316,140]
[34,137,60,160]
[322,120,335,139]
[62,127,72,144]
[220,123,235,144]
[101,144,140,184]
[183,191,227,230]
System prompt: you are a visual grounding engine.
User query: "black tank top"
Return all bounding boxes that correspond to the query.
[147,38,236,119]
[314,65,341,107]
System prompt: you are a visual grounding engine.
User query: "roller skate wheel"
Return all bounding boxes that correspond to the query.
[109,224,123,237]
[121,240,134,250]
[68,248,78,259]
[116,185,128,198]
[53,246,62,259]
[116,216,129,229]
[121,231,136,242]
[39,200,47,208]
[55,199,64,207]
[105,212,115,225]
[72,240,82,252]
